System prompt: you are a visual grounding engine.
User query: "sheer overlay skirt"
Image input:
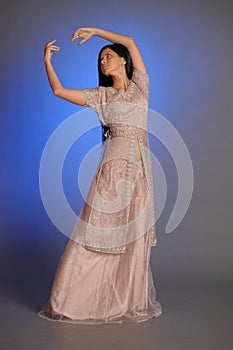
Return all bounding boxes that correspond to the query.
[37,158,162,324]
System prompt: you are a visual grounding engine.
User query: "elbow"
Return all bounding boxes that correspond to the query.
[128,35,134,42]
[53,87,63,97]
[127,36,135,47]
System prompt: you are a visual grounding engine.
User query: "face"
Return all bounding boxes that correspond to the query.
[99,48,126,76]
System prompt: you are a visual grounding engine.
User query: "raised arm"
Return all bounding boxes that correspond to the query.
[72,27,147,74]
[44,39,86,106]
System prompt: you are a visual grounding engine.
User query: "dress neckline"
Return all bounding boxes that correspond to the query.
[108,79,133,94]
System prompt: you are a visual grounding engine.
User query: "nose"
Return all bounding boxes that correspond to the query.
[101,56,106,64]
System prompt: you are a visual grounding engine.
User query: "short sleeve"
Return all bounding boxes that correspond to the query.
[83,86,104,111]
[83,86,106,125]
[131,68,149,96]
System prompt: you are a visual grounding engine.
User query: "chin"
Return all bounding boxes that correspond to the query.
[102,72,111,77]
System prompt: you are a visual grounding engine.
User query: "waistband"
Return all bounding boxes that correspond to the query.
[104,128,147,140]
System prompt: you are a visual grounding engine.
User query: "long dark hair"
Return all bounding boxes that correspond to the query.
[97,43,133,143]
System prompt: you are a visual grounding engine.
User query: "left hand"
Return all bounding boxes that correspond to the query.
[71,27,95,45]
[44,39,60,63]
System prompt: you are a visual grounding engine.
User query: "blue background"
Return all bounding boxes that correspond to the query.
[1,0,232,306]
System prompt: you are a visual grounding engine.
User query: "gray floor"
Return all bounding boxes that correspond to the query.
[1,279,232,350]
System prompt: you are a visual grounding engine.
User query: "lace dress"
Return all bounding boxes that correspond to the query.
[37,68,162,324]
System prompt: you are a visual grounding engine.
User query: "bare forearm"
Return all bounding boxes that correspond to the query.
[44,59,63,94]
[43,39,86,106]
[93,27,133,48]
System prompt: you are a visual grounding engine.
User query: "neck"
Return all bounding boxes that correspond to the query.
[112,73,130,91]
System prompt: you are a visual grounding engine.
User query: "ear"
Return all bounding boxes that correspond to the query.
[120,57,126,65]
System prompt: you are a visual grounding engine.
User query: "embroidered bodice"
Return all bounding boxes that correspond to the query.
[80,68,157,251]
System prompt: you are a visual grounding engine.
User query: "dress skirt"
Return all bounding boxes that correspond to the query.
[37,157,162,324]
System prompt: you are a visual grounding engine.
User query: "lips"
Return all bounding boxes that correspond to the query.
[101,65,110,75]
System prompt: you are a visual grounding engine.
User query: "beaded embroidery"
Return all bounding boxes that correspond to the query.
[79,68,157,253]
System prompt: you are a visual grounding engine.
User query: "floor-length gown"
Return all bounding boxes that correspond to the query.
[37,68,162,324]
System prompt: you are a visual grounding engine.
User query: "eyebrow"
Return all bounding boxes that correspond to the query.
[100,52,112,60]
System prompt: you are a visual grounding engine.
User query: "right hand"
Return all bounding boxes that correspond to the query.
[44,39,60,62]
[71,27,95,45]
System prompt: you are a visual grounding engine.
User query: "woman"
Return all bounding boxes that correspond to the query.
[38,27,162,324]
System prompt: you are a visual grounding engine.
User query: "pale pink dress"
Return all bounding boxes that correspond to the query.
[37,68,162,324]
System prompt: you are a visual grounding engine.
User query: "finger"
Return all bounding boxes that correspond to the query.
[46,39,56,47]
[71,29,78,36]
[71,35,78,42]
[48,48,60,52]
[73,27,84,34]
[71,28,85,40]
[45,47,60,54]
[49,45,60,50]
[78,38,87,45]
[45,42,57,50]
[71,32,81,41]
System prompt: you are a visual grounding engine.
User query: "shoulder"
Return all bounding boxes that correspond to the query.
[131,68,149,94]
[132,67,149,79]
[83,85,106,95]
[131,68,149,84]
[83,86,107,108]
